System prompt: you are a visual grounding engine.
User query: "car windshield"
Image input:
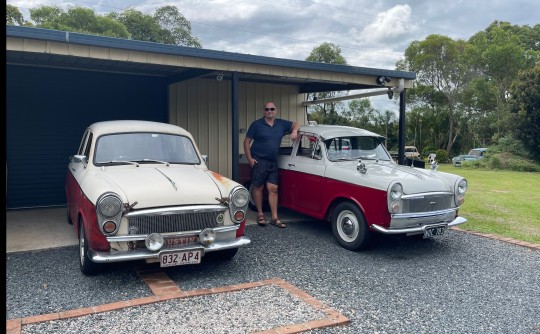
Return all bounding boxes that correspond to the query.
[325,136,391,161]
[94,132,200,165]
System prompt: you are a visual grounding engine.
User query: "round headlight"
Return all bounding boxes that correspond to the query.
[390,183,403,200]
[97,194,122,217]
[231,187,249,207]
[199,228,216,245]
[145,233,164,251]
[457,179,468,194]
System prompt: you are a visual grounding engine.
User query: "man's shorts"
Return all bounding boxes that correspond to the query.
[251,158,278,187]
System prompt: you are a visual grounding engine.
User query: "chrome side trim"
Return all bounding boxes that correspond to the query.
[106,225,238,242]
[371,216,467,234]
[89,236,251,263]
[124,205,226,217]
[401,191,452,199]
[391,208,458,220]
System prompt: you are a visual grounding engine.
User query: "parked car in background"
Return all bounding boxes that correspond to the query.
[452,148,488,167]
[66,120,250,275]
[404,146,420,159]
[241,124,468,251]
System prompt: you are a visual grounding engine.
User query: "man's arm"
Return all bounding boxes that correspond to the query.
[290,121,300,141]
[243,137,257,166]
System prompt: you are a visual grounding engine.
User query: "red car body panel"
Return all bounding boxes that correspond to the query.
[279,169,390,228]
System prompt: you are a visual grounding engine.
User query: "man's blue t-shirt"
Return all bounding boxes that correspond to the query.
[246,117,293,161]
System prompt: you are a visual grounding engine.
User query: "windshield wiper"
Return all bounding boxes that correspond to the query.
[134,159,170,166]
[99,160,139,166]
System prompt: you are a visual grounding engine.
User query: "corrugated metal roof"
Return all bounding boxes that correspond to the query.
[7,25,415,79]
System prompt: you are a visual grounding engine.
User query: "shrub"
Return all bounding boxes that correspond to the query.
[435,149,449,163]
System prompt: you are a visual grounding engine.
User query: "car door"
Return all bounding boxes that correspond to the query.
[278,133,327,218]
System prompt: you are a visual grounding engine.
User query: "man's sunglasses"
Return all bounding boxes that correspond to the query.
[264,108,276,111]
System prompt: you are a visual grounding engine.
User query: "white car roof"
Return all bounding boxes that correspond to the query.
[88,120,192,138]
[299,124,384,140]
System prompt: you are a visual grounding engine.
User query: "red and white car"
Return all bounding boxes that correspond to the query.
[243,124,468,250]
[66,120,250,275]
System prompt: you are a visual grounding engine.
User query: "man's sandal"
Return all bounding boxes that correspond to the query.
[256,215,267,226]
[270,218,287,228]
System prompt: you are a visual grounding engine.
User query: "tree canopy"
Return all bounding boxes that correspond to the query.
[6,4,202,47]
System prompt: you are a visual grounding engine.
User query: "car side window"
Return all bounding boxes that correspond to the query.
[83,133,93,159]
[77,130,90,155]
[296,134,321,160]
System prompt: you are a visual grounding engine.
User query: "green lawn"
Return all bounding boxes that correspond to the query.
[436,164,540,244]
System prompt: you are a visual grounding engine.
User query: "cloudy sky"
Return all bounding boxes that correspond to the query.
[8,0,540,110]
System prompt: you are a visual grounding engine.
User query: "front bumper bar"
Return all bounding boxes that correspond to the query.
[370,216,467,235]
[89,236,251,263]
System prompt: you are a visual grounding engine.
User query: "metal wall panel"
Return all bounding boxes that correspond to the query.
[169,78,306,179]
[6,65,168,209]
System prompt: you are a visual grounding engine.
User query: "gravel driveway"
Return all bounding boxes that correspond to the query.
[6,219,540,333]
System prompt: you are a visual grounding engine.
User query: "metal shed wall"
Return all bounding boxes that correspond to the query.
[6,65,168,209]
[169,79,306,177]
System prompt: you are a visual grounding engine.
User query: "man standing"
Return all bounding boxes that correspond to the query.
[243,101,300,228]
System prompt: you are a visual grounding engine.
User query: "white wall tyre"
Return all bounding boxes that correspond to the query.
[331,202,373,251]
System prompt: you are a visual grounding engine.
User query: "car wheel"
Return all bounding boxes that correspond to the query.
[331,202,372,251]
[79,219,104,275]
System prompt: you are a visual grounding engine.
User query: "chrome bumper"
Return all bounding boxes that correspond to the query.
[371,216,467,235]
[89,236,251,263]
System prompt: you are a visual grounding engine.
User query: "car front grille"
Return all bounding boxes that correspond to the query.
[126,207,226,235]
[402,193,453,213]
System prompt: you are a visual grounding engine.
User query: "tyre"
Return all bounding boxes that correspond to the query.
[331,202,373,251]
[79,219,104,275]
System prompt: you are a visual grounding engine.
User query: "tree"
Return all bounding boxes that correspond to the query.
[29,6,130,38]
[154,6,202,48]
[109,6,202,47]
[6,4,27,26]
[7,4,201,47]
[467,22,534,137]
[398,34,470,154]
[509,62,540,161]
[305,43,348,123]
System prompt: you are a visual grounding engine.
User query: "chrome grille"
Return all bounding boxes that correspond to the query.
[127,211,223,235]
[402,194,452,213]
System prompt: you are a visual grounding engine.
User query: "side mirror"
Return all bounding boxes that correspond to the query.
[72,155,87,163]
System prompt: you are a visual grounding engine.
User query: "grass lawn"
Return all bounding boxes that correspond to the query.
[436,163,540,244]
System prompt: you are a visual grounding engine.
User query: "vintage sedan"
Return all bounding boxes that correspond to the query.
[452,148,488,167]
[244,124,468,251]
[66,120,250,275]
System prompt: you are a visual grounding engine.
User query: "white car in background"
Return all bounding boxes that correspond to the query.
[66,120,250,275]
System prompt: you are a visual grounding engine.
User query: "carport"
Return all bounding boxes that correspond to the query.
[6,25,415,210]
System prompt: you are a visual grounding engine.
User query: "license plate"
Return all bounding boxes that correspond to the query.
[160,249,202,267]
[423,226,446,238]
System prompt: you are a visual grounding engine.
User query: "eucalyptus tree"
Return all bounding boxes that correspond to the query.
[7,4,202,47]
[397,34,471,154]
[509,62,540,160]
[466,21,536,138]
[305,42,348,122]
